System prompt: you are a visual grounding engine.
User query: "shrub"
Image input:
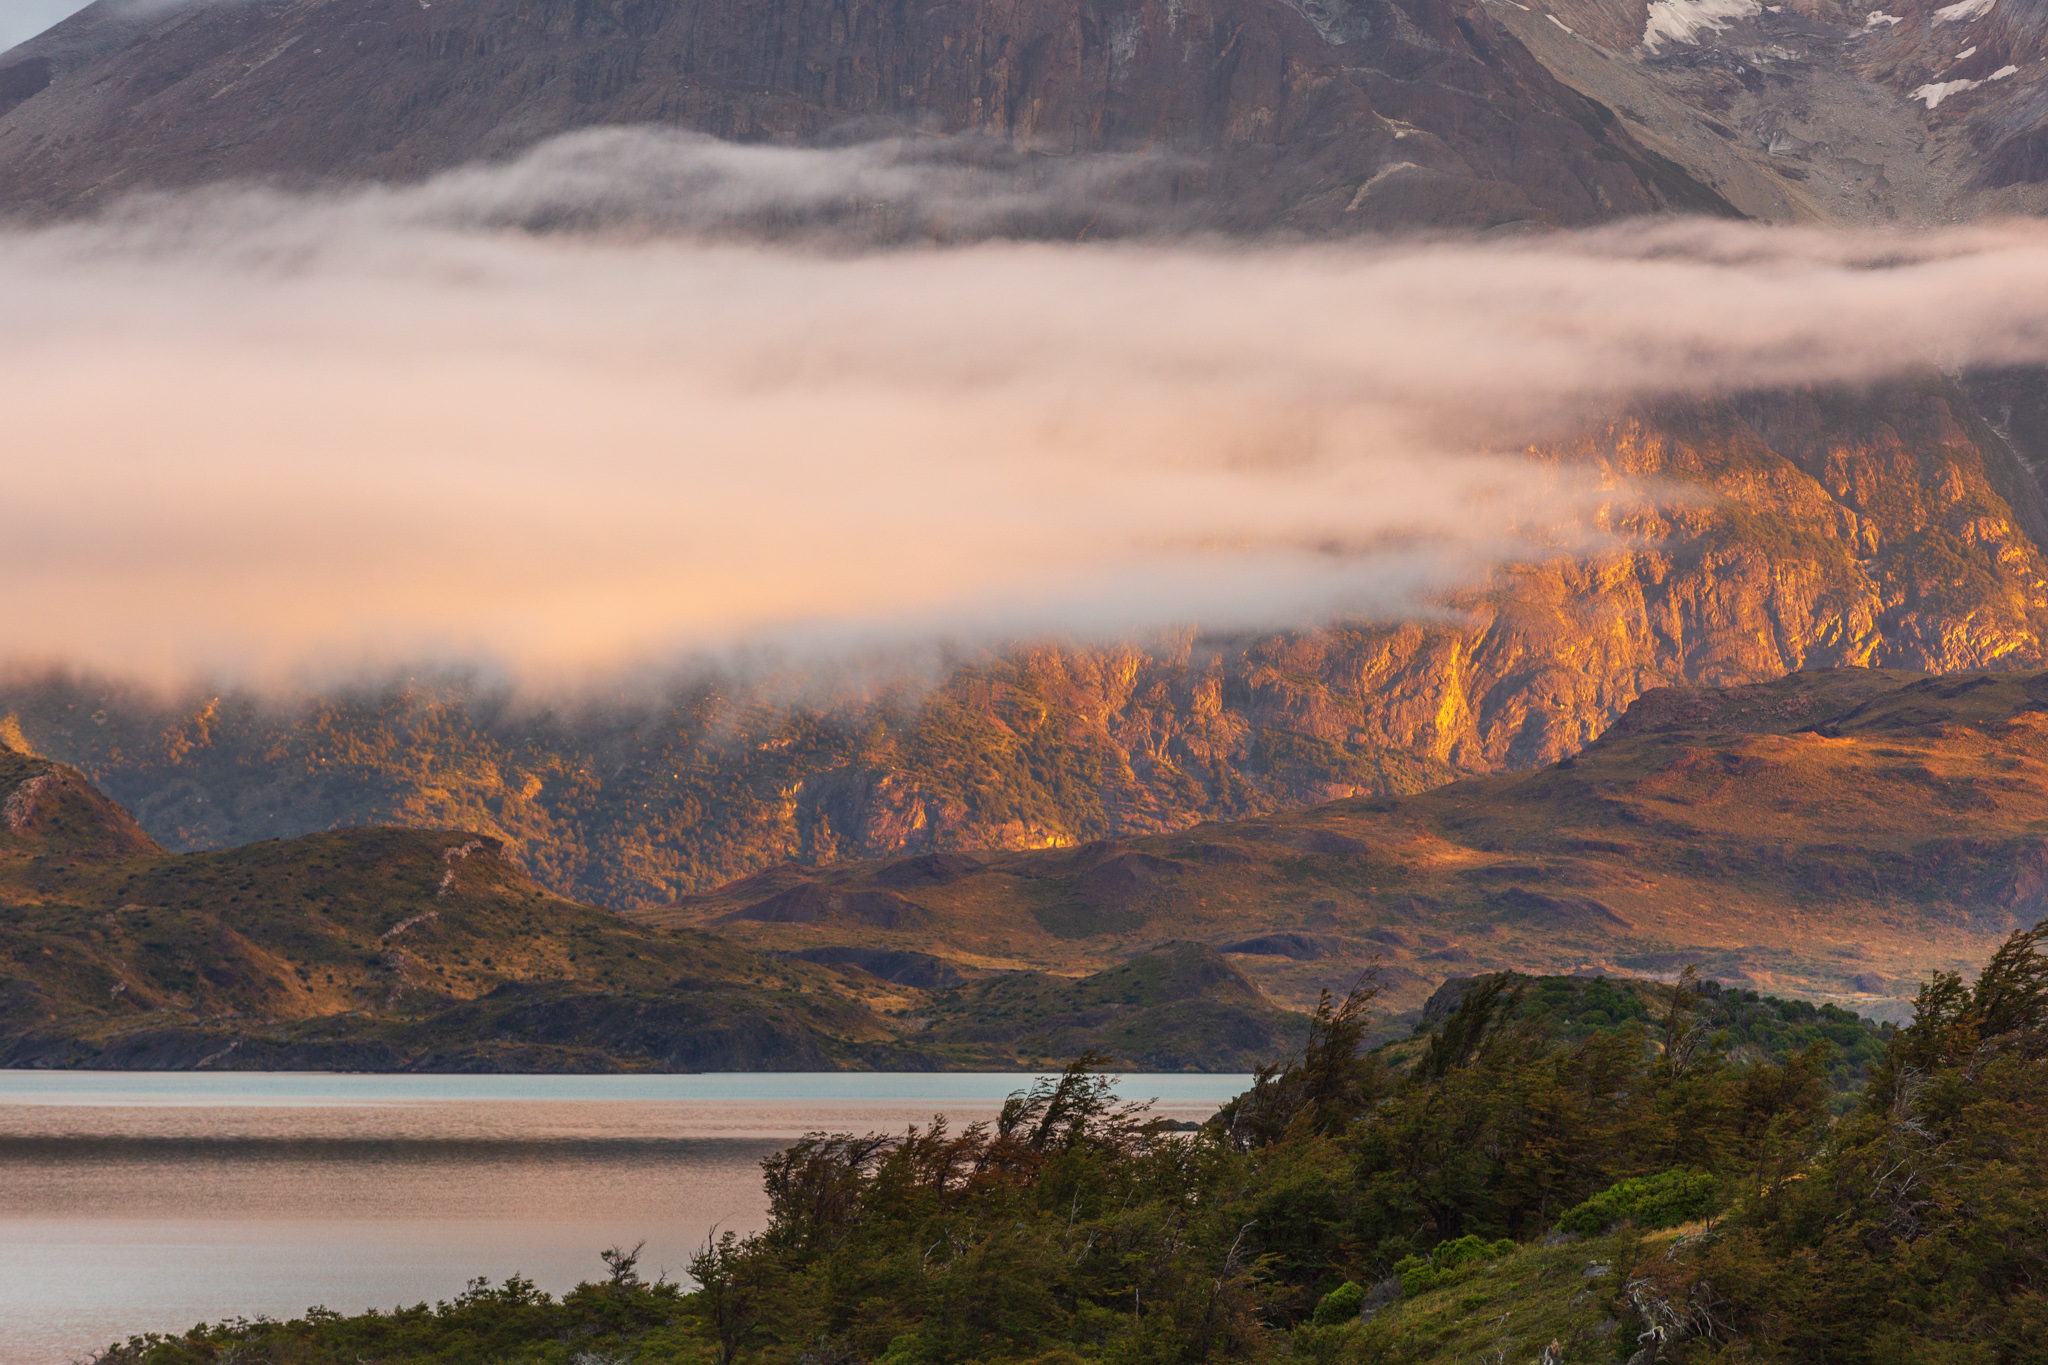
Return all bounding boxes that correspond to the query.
[1390,1235,1516,1296]
[1558,1168,1718,1236]
[1310,1281,1365,1325]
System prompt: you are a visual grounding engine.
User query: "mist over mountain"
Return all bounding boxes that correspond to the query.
[10,5,2048,1362]
[13,373,2048,915]
[8,0,2048,1006]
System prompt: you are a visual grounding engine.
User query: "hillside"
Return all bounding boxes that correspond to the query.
[0,745,1304,1070]
[11,379,2048,913]
[650,665,2048,1019]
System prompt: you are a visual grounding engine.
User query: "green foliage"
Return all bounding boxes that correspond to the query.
[1680,923,2048,1364]
[1310,1281,1364,1325]
[909,942,1309,1072]
[1390,1237,1517,1296]
[1557,1167,1719,1236]
[1410,971,1890,1098]
[87,1269,707,1365]
[1216,974,1384,1146]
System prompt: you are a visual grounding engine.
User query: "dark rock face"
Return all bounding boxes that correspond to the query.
[785,945,965,988]
[1491,887,1634,931]
[1076,851,1186,907]
[0,55,50,111]
[1218,930,1345,959]
[873,852,985,888]
[0,0,1719,226]
[1420,973,1481,1023]
[722,884,929,926]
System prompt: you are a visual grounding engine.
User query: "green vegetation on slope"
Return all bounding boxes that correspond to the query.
[910,941,1312,1071]
[1386,971,1891,1103]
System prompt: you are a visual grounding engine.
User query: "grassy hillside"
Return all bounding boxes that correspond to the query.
[0,746,1300,1071]
[655,667,2048,1017]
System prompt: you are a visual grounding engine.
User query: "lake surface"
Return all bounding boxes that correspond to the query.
[0,1072,1248,1364]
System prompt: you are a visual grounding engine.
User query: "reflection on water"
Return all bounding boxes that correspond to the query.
[0,1072,1246,1364]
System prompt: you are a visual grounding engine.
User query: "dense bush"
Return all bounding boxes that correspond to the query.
[1558,1168,1720,1236]
[88,1260,701,1365]
[1389,1237,1518,1296]
[1310,1282,1365,1325]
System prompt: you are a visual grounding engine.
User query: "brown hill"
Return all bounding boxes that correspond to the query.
[646,666,2048,1020]
[0,744,1302,1069]
[12,379,2048,912]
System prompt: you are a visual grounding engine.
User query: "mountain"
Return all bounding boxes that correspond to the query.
[6,0,2048,228]
[12,377,2048,911]
[0,0,1734,229]
[646,665,2048,1020]
[1489,0,2048,224]
[0,741,1307,1069]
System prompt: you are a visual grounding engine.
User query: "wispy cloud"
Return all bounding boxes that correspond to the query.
[6,130,2048,687]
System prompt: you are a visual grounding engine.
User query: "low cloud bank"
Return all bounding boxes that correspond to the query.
[7,129,2048,687]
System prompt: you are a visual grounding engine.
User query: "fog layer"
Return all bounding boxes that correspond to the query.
[8,130,2048,685]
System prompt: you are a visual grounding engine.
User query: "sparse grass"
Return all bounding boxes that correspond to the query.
[1338,1228,1659,1365]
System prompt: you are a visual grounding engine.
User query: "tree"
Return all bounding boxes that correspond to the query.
[1219,972,1384,1148]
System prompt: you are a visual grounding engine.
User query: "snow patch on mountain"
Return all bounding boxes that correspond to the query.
[1643,0,1759,50]
[1914,76,1981,105]
[1934,0,1994,22]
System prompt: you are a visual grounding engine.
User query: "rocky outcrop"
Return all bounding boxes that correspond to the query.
[0,747,163,858]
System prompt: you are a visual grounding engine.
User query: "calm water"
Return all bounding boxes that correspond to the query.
[0,1072,1248,1364]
